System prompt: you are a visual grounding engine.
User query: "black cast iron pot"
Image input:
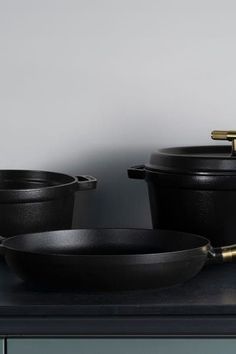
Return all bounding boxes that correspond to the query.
[128,130,236,247]
[0,170,97,237]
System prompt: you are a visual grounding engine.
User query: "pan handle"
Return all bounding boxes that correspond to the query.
[127,165,146,179]
[75,175,97,191]
[208,244,236,264]
[0,236,5,256]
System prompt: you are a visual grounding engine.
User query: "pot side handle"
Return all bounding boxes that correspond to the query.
[127,165,146,180]
[75,175,97,191]
[208,244,236,264]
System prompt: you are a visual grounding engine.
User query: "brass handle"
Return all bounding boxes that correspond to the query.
[220,244,236,262]
[208,244,236,264]
[211,130,236,155]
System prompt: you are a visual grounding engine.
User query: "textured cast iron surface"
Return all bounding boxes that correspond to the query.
[0,170,94,237]
[1,229,208,290]
[148,181,236,246]
[0,196,75,237]
[128,145,236,247]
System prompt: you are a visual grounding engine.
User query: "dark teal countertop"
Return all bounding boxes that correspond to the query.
[1,261,236,336]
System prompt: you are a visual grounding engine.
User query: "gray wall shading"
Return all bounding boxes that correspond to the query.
[0,1,234,227]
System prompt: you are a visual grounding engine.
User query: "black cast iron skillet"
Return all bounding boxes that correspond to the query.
[0,229,235,290]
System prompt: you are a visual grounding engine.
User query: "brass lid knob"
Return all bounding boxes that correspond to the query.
[211,130,236,156]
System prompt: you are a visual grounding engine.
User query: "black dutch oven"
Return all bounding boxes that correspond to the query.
[128,130,236,246]
[0,170,97,237]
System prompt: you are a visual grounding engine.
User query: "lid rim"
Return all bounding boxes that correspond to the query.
[149,145,236,173]
[145,165,236,176]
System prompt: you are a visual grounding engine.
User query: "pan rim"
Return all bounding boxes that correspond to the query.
[2,228,210,260]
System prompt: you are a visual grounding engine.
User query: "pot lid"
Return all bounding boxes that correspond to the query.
[146,130,236,174]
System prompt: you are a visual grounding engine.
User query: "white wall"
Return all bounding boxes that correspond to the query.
[0,0,235,227]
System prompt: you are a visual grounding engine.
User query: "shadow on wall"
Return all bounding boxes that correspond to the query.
[51,148,152,229]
